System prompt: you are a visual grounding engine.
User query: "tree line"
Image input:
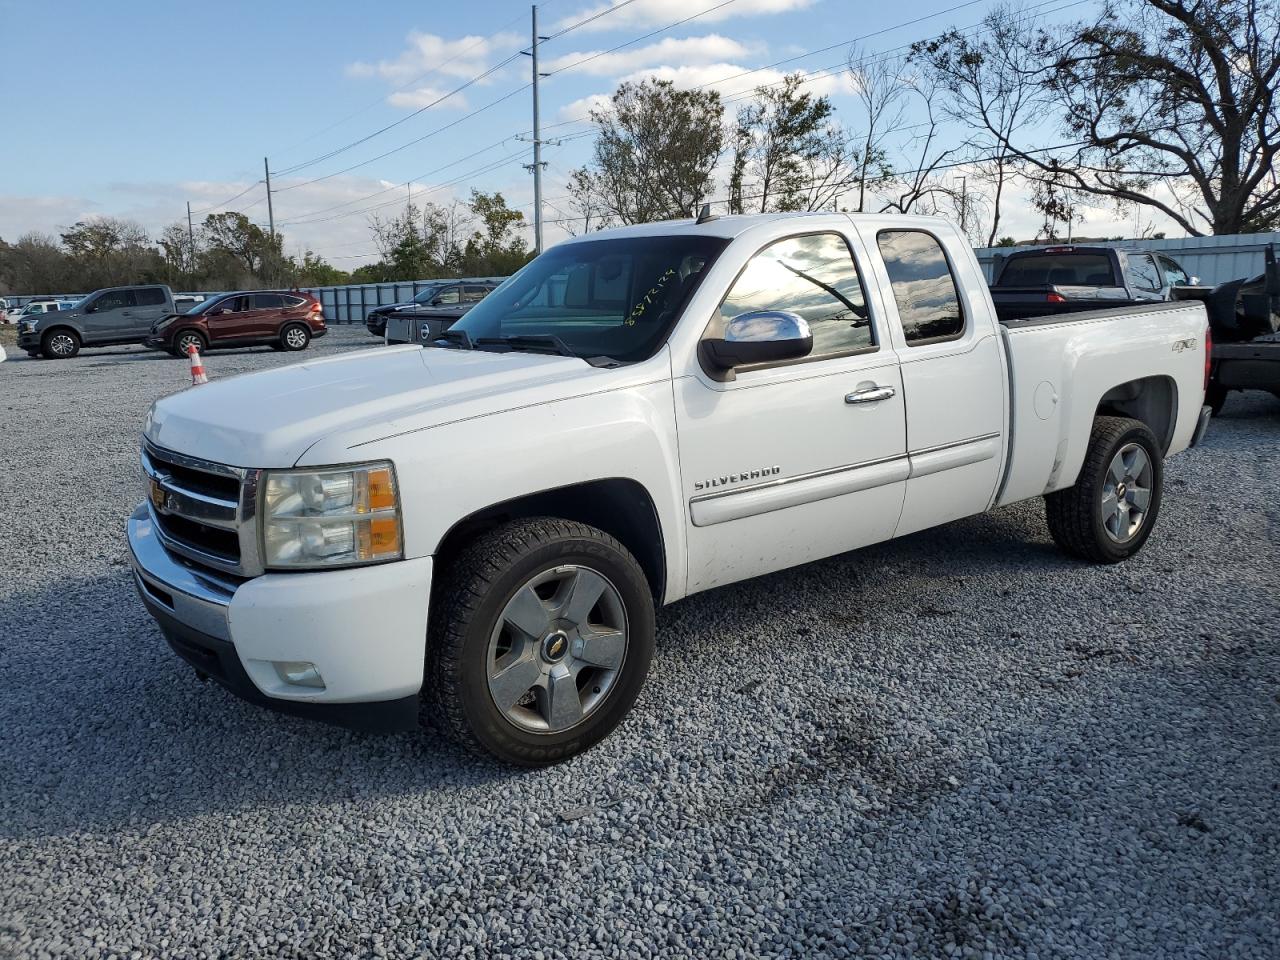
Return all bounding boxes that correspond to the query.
[565,0,1279,244]
[0,188,532,296]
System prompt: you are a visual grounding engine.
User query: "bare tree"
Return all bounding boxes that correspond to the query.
[911,3,1049,244]
[875,75,969,216]
[847,47,908,213]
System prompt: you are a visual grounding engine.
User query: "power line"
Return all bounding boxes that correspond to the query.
[273,0,649,185]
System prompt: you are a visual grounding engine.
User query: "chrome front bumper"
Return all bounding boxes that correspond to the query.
[127,504,236,641]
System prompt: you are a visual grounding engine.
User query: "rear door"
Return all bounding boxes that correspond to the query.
[250,293,288,339]
[1125,252,1165,301]
[128,287,171,335]
[860,225,1007,537]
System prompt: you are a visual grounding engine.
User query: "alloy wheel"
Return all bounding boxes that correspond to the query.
[1101,442,1153,543]
[485,564,628,734]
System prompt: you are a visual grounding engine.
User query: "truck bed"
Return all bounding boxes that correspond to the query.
[995,300,1209,508]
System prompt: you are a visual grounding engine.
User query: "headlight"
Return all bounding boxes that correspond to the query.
[260,461,402,569]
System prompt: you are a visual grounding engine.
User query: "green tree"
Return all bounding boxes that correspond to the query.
[459,190,531,276]
[569,78,725,224]
[728,73,852,213]
[201,212,281,283]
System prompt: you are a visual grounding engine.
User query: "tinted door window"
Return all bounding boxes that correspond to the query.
[1129,254,1162,291]
[463,285,491,303]
[254,293,285,309]
[434,286,461,305]
[876,231,965,345]
[1158,256,1190,286]
[136,287,167,306]
[93,290,136,311]
[717,232,874,360]
[281,295,307,308]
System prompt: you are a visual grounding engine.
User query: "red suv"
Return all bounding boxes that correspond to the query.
[146,290,327,357]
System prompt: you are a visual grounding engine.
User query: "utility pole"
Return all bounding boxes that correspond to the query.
[186,201,196,274]
[263,157,276,240]
[956,176,968,236]
[529,4,545,254]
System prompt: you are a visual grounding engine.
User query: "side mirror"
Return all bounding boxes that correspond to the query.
[83,303,97,314]
[1189,276,1201,286]
[700,310,813,381]
[431,297,444,307]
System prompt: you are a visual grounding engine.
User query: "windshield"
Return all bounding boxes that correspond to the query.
[184,294,229,315]
[412,284,447,305]
[448,235,729,363]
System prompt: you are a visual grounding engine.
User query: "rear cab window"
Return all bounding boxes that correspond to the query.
[996,252,1117,287]
[876,230,965,345]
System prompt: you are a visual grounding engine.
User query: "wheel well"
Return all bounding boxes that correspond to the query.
[433,479,667,601]
[41,324,79,342]
[174,327,206,343]
[1095,375,1178,452]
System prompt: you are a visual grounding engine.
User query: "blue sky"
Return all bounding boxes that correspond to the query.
[3,0,1153,264]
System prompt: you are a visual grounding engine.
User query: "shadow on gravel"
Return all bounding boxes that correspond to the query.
[0,570,515,842]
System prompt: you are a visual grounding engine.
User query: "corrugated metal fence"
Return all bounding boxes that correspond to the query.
[974,232,1280,286]
[301,281,442,325]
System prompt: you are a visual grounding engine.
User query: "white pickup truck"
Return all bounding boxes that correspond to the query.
[128,212,1212,764]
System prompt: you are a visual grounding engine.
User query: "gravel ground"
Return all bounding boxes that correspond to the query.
[0,329,1277,959]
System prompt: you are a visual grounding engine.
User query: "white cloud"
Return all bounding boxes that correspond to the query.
[387,86,468,110]
[545,34,753,76]
[556,0,812,32]
[557,94,614,123]
[347,31,521,83]
[615,62,856,101]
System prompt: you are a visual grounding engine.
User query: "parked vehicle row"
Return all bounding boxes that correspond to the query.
[988,245,1198,323]
[14,284,324,359]
[366,277,502,340]
[128,211,1211,767]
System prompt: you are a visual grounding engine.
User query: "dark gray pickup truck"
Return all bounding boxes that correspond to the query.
[17,284,177,359]
[989,246,1197,323]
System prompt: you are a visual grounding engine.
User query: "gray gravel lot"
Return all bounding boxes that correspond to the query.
[0,328,1277,959]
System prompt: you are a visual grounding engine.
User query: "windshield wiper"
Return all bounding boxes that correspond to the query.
[473,335,577,358]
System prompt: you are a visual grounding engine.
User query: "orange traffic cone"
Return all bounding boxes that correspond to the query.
[187,342,208,385]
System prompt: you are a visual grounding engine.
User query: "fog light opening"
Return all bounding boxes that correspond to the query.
[273,661,326,690]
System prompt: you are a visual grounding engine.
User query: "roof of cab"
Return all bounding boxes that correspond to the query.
[558,210,955,244]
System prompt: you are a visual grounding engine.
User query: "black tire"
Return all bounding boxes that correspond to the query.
[269,342,285,351]
[280,323,310,351]
[25,351,39,358]
[172,329,206,358]
[41,328,80,359]
[1205,382,1228,416]
[425,517,655,766]
[1045,416,1164,564]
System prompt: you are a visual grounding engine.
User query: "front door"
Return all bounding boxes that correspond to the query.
[205,295,260,344]
[675,229,907,595]
[81,288,136,343]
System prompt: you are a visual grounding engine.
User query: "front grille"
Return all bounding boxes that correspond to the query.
[141,441,263,577]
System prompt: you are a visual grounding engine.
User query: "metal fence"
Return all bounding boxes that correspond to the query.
[974,232,1280,286]
[301,281,443,325]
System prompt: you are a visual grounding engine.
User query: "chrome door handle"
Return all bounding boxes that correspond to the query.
[845,385,896,404]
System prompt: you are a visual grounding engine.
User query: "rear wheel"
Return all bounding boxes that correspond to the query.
[41,328,79,359]
[1045,416,1163,564]
[280,323,310,351]
[425,517,655,766]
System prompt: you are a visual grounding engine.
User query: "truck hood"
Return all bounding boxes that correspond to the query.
[144,344,616,468]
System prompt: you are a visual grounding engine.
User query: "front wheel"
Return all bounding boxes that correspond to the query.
[425,518,655,766]
[41,329,79,359]
[280,323,310,351]
[172,329,206,358]
[1045,416,1164,564]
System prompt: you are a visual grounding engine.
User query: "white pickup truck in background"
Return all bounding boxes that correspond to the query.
[128,212,1212,765]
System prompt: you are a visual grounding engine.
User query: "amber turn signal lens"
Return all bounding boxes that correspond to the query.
[367,468,397,511]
